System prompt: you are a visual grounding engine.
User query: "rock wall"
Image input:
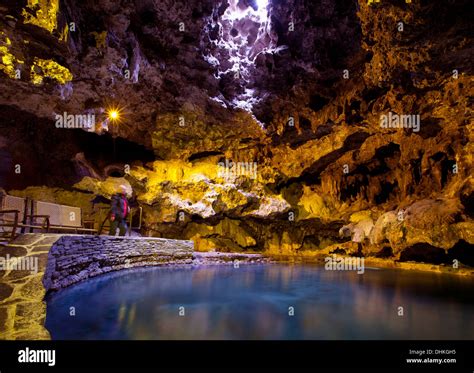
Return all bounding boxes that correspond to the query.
[0,234,57,340]
[0,0,473,265]
[43,235,194,291]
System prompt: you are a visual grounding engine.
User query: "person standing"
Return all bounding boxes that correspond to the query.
[109,185,130,236]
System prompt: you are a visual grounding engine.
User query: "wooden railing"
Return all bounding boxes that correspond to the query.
[0,209,19,241]
[0,209,50,241]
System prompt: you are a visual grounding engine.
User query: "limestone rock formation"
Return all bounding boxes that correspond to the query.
[0,0,473,266]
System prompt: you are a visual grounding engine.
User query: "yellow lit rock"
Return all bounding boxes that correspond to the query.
[30,57,73,85]
[22,0,59,33]
[190,234,219,252]
[213,219,256,247]
[297,186,332,220]
[126,159,287,221]
[453,222,474,244]
[265,231,302,255]
[73,177,132,199]
[371,211,397,244]
[246,195,290,217]
[0,34,23,79]
[151,108,265,160]
[349,210,373,223]
[186,218,256,251]
[0,47,16,78]
[130,160,217,187]
[271,125,353,178]
[59,24,69,42]
[90,31,107,49]
[368,198,467,253]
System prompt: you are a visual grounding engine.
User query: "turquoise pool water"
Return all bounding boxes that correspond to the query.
[45,264,474,340]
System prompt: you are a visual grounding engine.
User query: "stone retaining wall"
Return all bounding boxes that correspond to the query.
[43,235,194,291]
[0,234,194,340]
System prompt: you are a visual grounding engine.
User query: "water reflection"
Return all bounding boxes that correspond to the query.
[45,264,474,340]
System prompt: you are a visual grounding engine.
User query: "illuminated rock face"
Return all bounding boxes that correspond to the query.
[0,1,473,265]
[22,0,60,34]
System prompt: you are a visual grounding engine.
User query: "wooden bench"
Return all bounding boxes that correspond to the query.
[32,200,97,234]
[0,195,97,241]
[0,195,50,241]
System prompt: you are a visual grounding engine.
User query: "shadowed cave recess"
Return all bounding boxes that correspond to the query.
[0,0,473,267]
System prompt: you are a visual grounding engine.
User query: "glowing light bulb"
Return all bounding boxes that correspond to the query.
[109,110,118,120]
